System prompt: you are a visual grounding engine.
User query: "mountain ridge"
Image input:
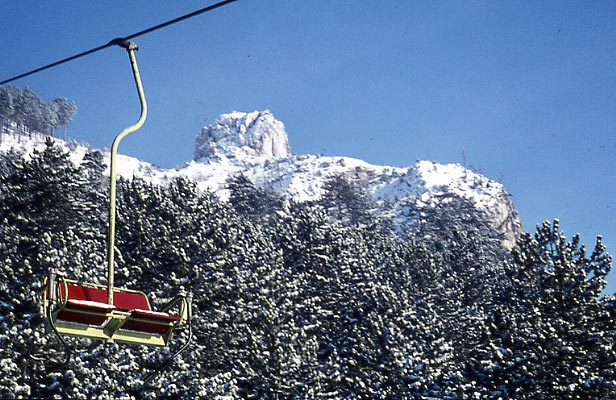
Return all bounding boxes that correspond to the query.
[0,110,522,247]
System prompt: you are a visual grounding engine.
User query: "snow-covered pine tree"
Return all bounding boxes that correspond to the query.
[227,173,284,226]
[50,98,77,139]
[0,86,17,122]
[318,173,376,227]
[397,193,511,396]
[473,220,616,399]
[0,139,108,398]
[0,86,77,138]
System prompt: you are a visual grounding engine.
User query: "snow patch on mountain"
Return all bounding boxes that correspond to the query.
[0,130,165,181]
[374,160,521,247]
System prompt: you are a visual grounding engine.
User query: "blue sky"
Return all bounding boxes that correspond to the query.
[2,1,615,292]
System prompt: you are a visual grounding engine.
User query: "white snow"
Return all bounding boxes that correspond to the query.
[66,299,116,310]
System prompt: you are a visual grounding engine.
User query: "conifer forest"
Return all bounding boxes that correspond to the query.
[1,140,615,399]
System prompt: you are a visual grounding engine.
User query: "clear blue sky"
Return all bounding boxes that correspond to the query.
[2,1,616,292]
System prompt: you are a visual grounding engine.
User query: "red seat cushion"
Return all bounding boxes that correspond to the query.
[63,284,107,303]
[57,300,116,326]
[121,309,181,334]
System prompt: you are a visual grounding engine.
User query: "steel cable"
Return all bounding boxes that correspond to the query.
[0,0,239,85]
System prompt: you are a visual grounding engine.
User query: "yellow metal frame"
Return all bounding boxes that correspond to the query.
[43,278,190,347]
[51,314,171,347]
[107,41,147,305]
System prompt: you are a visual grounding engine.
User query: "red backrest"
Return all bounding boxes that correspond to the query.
[113,290,150,311]
[61,283,151,311]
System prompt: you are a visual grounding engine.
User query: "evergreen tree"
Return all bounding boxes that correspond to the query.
[0,86,76,137]
[80,149,106,189]
[51,97,77,139]
[0,139,108,398]
[318,174,375,227]
[470,220,616,398]
[227,173,284,225]
[0,85,17,121]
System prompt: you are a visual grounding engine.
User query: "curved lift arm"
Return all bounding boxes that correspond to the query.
[107,40,147,305]
[105,41,193,383]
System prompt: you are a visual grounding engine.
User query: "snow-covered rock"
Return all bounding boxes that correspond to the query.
[194,110,290,162]
[375,161,522,248]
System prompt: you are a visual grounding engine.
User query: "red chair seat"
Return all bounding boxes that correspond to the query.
[52,281,183,335]
[58,300,116,326]
[131,309,181,322]
[121,309,181,334]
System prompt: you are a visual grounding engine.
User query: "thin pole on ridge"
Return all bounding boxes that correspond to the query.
[107,41,147,306]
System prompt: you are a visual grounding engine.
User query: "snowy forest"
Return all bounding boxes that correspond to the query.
[0,86,77,140]
[0,138,615,399]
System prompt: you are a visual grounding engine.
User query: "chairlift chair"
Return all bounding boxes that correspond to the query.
[41,40,193,377]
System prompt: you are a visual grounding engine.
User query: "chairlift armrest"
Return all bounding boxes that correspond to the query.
[160,292,193,322]
[160,294,185,313]
[45,270,68,305]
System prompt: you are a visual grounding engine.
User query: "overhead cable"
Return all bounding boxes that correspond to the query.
[0,0,239,85]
